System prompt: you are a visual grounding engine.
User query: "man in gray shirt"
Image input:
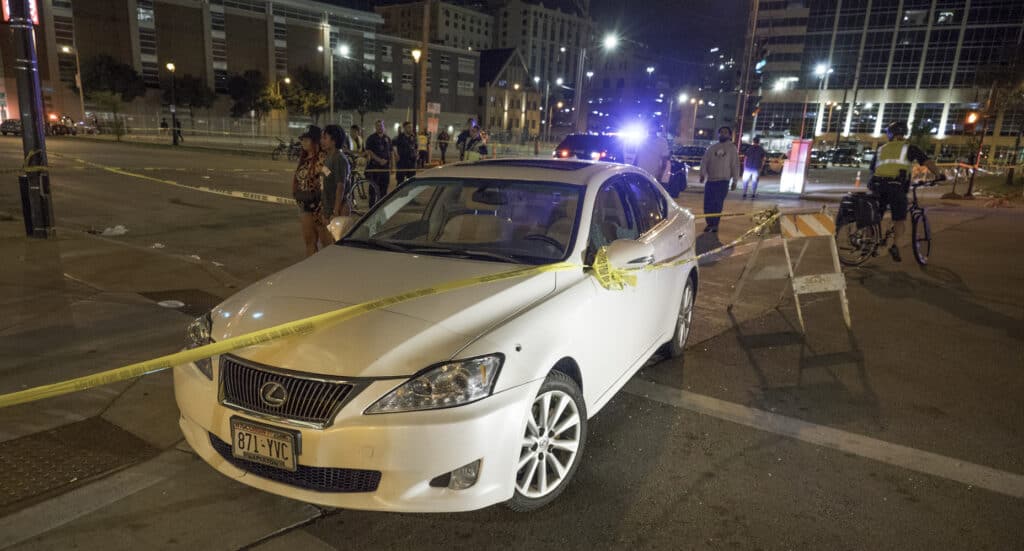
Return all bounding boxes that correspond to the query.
[699,126,742,232]
[321,125,351,220]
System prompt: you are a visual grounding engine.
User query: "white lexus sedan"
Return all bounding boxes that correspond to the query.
[174,159,698,512]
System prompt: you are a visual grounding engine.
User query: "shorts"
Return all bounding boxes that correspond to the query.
[873,181,908,221]
[296,195,322,215]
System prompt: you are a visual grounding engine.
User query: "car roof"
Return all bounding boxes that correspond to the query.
[412,158,643,187]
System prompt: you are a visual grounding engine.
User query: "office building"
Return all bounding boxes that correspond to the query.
[376,1,495,51]
[752,0,1024,161]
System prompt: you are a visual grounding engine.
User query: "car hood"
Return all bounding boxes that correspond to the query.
[211,245,562,378]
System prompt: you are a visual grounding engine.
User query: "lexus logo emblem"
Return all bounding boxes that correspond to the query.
[259,382,288,408]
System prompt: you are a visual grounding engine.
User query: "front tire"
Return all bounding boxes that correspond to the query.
[507,371,587,512]
[668,275,696,358]
[912,211,931,266]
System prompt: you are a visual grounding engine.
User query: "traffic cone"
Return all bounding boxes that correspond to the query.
[854,170,861,188]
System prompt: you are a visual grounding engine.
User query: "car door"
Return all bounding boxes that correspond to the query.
[622,173,689,345]
[577,177,659,404]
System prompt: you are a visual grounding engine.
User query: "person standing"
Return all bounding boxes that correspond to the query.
[348,124,363,153]
[699,126,741,233]
[364,120,393,207]
[633,128,670,183]
[463,126,489,161]
[291,126,333,256]
[173,118,183,143]
[394,121,418,186]
[742,136,767,199]
[321,125,351,220]
[456,118,475,161]
[417,128,430,167]
[437,128,450,164]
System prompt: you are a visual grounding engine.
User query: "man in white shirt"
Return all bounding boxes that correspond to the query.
[634,129,671,186]
[699,126,742,232]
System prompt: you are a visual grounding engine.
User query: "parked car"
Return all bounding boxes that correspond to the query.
[860,148,876,165]
[671,144,707,173]
[765,151,787,174]
[175,159,699,513]
[46,114,77,136]
[1,119,22,136]
[553,134,626,164]
[830,147,861,167]
[809,149,829,169]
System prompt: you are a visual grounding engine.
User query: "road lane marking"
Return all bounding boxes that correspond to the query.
[624,378,1024,499]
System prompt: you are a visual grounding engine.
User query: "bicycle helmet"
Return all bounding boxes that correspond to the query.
[886,121,908,139]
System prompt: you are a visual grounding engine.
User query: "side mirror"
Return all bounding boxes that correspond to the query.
[604,239,655,269]
[328,215,357,241]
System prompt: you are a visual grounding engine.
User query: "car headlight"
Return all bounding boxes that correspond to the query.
[186,313,214,380]
[365,355,503,414]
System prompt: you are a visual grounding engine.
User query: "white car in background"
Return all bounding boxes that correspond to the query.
[175,159,698,512]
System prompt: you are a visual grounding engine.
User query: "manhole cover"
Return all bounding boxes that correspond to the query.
[140,289,225,317]
[0,417,157,515]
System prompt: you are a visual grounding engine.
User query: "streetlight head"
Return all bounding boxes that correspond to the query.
[586,71,594,78]
[339,44,350,57]
[61,46,72,53]
[699,100,704,105]
[603,34,619,50]
[166,62,176,72]
[317,45,324,53]
[679,93,688,102]
[411,49,422,63]
[534,76,541,84]
[557,101,564,108]
[646,66,655,74]
[814,63,827,76]
[556,77,564,86]
[513,83,520,90]
[560,46,566,53]
[284,77,291,84]
[690,98,696,104]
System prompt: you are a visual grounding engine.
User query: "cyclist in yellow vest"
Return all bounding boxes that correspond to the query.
[869,121,943,262]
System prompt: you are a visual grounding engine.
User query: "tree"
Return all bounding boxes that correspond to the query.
[79,55,146,141]
[909,120,935,154]
[226,70,282,121]
[975,47,1024,188]
[336,67,395,127]
[161,74,217,126]
[282,67,330,126]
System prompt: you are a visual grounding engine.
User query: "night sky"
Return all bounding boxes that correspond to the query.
[589,0,749,63]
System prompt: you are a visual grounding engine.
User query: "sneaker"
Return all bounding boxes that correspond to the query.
[889,244,902,262]
[710,226,719,233]
[751,194,757,199]
[703,225,713,233]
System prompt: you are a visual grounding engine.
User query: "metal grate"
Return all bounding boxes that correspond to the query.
[209,434,381,493]
[220,356,353,427]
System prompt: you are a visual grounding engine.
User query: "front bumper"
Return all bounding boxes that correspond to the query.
[174,359,543,512]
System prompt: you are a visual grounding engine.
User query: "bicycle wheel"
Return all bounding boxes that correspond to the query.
[271,148,281,161]
[912,210,931,266]
[835,221,880,266]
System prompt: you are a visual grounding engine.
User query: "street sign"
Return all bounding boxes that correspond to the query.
[426,102,440,115]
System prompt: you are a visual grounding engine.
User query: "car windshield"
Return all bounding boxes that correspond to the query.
[559,135,618,150]
[342,178,583,265]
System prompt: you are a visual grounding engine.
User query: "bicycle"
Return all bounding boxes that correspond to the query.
[343,152,370,216]
[835,177,943,267]
[271,137,301,161]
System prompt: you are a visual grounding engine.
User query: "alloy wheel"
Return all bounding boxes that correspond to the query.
[515,390,582,499]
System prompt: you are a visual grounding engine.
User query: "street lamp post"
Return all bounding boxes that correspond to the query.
[411,49,422,136]
[62,44,86,123]
[166,62,178,146]
[667,92,685,138]
[689,97,704,141]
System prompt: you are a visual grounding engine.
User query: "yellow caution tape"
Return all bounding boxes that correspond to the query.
[0,261,578,409]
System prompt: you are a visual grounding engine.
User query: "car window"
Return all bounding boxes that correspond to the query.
[625,176,666,234]
[587,181,639,254]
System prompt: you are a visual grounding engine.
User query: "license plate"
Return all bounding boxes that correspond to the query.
[230,418,298,472]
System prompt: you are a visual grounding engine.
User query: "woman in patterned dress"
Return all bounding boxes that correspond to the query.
[291,126,333,256]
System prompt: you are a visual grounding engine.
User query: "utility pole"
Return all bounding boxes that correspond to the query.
[417,0,431,134]
[6,0,55,237]
[734,0,760,149]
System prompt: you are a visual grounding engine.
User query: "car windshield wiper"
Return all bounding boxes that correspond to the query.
[342,238,410,253]
[410,246,524,264]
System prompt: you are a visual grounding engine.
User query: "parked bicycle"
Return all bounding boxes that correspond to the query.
[343,151,370,216]
[835,176,944,267]
[271,137,301,161]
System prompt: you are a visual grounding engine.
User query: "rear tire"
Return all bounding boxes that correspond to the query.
[912,211,931,266]
[506,371,587,512]
[836,221,880,266]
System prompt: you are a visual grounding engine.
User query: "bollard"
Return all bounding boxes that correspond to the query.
[854,170,861,188]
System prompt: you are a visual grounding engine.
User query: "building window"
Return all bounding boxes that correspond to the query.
[381,71,393,84]
[380,45,393,61]
[401,73,413,90]
[440,77,450,92]
[458,57,474,74]
[457,80,475,96]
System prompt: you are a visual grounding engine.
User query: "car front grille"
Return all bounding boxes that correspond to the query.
[220,355,354,428]
[208,434,381,493]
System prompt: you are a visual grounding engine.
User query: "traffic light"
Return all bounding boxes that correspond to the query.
[964,111,979,133]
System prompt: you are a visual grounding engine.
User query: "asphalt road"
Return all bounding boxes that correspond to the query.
[1,137,1022,550]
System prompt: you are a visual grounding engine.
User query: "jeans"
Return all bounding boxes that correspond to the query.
[367,166,389,206]
[703,180,730,228]
[742,169,760,196]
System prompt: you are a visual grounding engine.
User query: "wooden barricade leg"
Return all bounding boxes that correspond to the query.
[781,237,806,332]
[778,238,810,307]
[829,237,852,329]
[727,235,765,311]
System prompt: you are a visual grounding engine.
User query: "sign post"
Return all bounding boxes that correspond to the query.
[4,0,55,237]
